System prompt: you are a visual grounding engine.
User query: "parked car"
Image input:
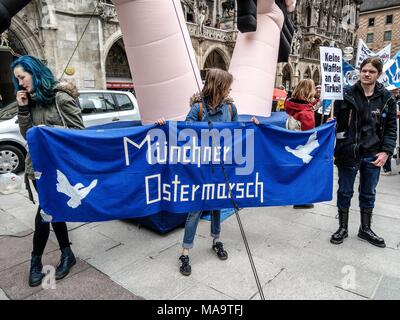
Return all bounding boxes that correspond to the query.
[0,90,141,174]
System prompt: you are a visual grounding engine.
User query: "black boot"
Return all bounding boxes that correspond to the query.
[330,208,349,244]
[29,254,45,287]
[358,208,386,248]
[55,247,76,280]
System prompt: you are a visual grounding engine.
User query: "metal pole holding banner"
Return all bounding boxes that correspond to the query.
[396,108,400,166]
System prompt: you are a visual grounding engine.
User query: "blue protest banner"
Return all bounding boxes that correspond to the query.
[27,121,335,222]
[385,51,400,88]
[322,99,333,114]
[343,61,359,87]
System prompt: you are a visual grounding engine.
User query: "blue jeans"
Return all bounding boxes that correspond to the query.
[337,156,381,210]
[182,210,221,249]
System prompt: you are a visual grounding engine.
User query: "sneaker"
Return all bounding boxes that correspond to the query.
[179,255,191,276]
[212,241,228,260]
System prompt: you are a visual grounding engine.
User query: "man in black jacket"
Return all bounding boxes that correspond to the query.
[331,57,397,248]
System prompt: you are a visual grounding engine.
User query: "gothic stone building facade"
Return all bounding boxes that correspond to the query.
[4,0,237,90]
[277,0,363,91]
[5,0,361,92]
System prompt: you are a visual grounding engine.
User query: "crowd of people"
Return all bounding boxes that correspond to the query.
[9,55,399,286]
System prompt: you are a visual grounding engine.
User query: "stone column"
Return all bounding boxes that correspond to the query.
[233,0,237,30]
[217,0,221,19]
[213,0,217,27]
[194,0,198,24]
[98,19,106,89]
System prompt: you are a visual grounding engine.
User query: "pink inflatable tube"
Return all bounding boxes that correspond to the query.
[113,0,296,122]
[112,0,202,124]
[229,0,296,117]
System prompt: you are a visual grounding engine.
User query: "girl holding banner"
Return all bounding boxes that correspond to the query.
[157,68,259,276]
[284,79,319,209]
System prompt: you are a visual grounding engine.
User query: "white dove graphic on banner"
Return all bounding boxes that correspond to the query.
[56,170,98,208]
[285,132,320,164]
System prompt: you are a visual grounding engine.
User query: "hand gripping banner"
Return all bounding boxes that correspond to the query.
[27,121,335,222]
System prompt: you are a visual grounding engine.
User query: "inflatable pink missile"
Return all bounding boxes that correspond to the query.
[112,0,296,122]
[0,1,296,122]
[229,0,296,117]
[112,0,202,124]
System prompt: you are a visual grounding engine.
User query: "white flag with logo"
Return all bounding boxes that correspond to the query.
[356,39,392,68]
[376,44,391,65]
[355,39,374,68]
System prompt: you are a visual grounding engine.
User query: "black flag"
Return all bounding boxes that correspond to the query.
[0,0,31,33]
[236,0,295,63]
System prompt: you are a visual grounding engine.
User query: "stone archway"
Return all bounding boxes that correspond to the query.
[7,29,28,56]
[202,44,230,67]
[313,68,320,85]
[282,64,293,91]
[8,15,45,59]
[105,38,133,92]
[304,67,312,80]
[202,48,229,80]
[103,31,123,65]
[204,50,227,70]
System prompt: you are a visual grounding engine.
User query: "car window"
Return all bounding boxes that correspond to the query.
[103,93,117,112]
[78,93,117,114]
[0,102,18,120]
[115,93,134,111]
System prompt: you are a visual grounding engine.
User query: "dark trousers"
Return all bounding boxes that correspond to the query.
[337,156,381,210]
[383,156,392,172]
[32,181,70,256]
[314,112,329,127]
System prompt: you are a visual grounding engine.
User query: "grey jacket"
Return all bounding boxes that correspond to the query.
[18,82,84,179]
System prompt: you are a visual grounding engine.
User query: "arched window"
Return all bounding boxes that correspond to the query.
[304,68,312,79]
[8,30,28,57]
[306,6,312,26]
[282,64,292,91]
[313,69,320,84]
[105,38,134,92]
[311,39,322,59]
[202,50,227,80]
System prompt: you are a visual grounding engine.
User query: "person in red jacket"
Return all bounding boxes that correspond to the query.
[285,79,319,131]
[285,79,319,209]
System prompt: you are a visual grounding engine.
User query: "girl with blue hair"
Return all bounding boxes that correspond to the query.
[12,55,84,287]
